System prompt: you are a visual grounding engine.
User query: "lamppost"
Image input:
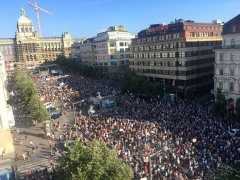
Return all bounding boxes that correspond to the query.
[73,100,84,139]
[97,92,102,113]
[148,145,168,180]
[224,73,229,119]
[112,90,116,112]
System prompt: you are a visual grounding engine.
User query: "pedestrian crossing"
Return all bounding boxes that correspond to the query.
[12,155,57,179]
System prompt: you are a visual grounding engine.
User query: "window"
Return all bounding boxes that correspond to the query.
[138,46,143,51]
[220,53,224,61]
[110,49,116,54]
[119,42,124,46]
[230,82,234,92]
[144,54,148,58]
[120,48,124,53]
[231,39,235,46]
[219,68,223,75]
[149,53,154,58]
[110,42,116,47]
[232,26,236,33]
[179,52,185,57]
[230,68,234,76]
[155,53,160,58]
[21,27,24,32]
[169,52,175,57]
[162,53,168,58]
[231,53,235,61]
[219,82,223,90]
[150,61,155,66]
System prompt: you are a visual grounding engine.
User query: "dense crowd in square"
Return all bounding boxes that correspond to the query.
[20,71,240,180]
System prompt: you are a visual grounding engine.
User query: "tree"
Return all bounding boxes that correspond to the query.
[28,95,49,122]
[212,88,226,117]
[57,140,133,180]
[13,70,49,122]
[205,164,240,180]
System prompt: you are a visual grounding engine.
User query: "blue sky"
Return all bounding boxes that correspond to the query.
[0,0,240,38]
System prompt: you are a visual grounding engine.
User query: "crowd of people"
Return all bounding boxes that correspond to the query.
[21,167,56,180]
[29,71,240,180]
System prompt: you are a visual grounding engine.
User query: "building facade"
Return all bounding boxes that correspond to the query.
[0,8,73,67]
[93,26,135,73]
[213,14,240,106]
[129,19,222,99]
[78,38,95,66]
[0,52,14,156]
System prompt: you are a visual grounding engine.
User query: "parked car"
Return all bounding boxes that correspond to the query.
[88,108,98,118]
[47,107,60,120]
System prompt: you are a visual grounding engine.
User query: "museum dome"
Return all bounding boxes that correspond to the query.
[18,8,32,25]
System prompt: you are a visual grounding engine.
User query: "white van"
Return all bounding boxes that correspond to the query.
[88,108,98,118]
[44,102,53,109]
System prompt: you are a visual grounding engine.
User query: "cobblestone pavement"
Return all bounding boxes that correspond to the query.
[10,101,75,179]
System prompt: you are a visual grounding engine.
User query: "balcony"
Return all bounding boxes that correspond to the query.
[213,44,240,50]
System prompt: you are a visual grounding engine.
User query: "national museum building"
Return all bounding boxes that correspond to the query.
[0,8,73,67]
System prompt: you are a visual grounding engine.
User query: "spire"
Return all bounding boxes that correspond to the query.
[21,7,26,16]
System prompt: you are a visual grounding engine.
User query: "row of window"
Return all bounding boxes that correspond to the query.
[189,32,221,37]
[218,82,239,92]
[219,53,236,61]
[132,50,213,59]
[134,67,213,76]
[219,68,235,76]
[136,34,180,43]
[95,60,129,66]
[20,27,33,33]
[132,41,221,52]
[95,54,130,60]
[130,58,214,67]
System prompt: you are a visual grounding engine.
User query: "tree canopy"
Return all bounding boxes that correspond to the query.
[212,88,226,118]
[13,70,49,122]
[57,140,133,180]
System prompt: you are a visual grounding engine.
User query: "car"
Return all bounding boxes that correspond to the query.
[44,102,53,109]
[46,108,60,120]
[88,108,98,118]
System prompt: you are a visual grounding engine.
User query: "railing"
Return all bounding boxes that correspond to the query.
[213,44,240,49]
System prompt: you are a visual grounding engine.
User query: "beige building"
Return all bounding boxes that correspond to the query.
[130,19,223,99]
[0,8,73,67]
[213,14,240,106]
[0,52,14,158]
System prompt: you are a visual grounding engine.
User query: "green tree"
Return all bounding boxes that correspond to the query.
[32,105,50,123]
[153,82,164,96]
[212,88,226,117]
[57,140,133,180]
[205,164,240,180]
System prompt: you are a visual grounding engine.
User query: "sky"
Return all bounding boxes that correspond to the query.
[0,0,240,39]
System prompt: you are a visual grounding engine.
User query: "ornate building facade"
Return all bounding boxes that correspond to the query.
[0,8,73,67]
[213,14,240,106]
[130,19,223,99]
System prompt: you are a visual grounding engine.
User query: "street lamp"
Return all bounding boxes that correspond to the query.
[148,146,168,180]
[72,100,84,139]
[224,73,229,119]
[97,92,102,113]
[112,90,116,112]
